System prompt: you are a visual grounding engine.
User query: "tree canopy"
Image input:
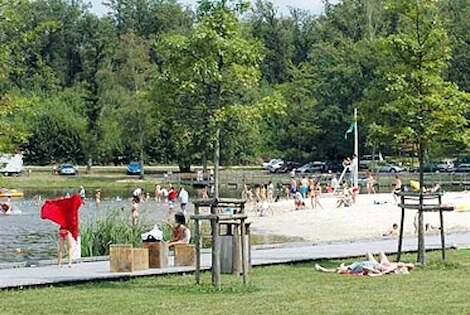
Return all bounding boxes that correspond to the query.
[0,0,468,169]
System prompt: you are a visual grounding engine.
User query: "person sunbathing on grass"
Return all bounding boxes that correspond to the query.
[315,252,414,277]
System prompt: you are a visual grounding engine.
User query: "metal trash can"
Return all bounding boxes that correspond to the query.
[219,222,251,274]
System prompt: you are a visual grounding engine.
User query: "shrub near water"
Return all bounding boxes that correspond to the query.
[80,209,147,257]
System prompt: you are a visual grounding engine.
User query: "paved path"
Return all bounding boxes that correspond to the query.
[2,232,470,290]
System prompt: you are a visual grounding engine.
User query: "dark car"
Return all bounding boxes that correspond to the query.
[296,161,328,174]
[127,161,142,175]
[272,161,301,173]
[411,161,454,173]
[325,161,343,173]
[58,164,78,176]
[454,164,470,173]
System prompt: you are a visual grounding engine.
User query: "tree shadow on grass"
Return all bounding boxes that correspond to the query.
[67,275,259,295]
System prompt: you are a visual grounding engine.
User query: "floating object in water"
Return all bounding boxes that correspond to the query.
[0,189,24,198]
[115,196,122,201]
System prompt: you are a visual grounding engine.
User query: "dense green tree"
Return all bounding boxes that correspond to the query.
[98,33,157,175]
[362,0,469,263]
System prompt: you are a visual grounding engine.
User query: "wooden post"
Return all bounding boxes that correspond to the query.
[211,202,221,289]
[438,194,446,260]
[417,193,425,265]
[439,208,446,261]
[240,218,247,285]
[194,205,201,285]
[397,191,405,262]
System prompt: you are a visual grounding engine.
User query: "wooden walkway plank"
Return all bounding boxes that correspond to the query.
[1,233,470,290]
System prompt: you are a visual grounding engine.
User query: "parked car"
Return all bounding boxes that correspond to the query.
[262,159,283,169]
[376,163,405,173]
[411,161,454,173]
[456,156,470,166]
[454,164,470,173]
[267,160,285,173]
[325,160,343,173]
[127,161,142,175]
[359,154,381,170]
[271,161,301,173]
[296,161,327,174]
[58,164,78,176]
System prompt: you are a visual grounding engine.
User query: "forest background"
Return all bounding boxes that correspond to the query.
[0,0,469,172]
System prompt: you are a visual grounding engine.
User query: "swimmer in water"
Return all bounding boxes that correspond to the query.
[1,203,12,215]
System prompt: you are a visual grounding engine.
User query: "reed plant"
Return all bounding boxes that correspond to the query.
[80,209,148,257]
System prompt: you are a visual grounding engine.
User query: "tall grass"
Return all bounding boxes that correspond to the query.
[80,209,148,257]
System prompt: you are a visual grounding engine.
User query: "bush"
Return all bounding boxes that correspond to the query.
[80,209,148,257]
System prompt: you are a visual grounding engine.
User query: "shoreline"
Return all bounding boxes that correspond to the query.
[248,192,470,244]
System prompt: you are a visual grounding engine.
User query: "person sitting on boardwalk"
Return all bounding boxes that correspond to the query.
[315,252,414,277]
[168,212,191,247]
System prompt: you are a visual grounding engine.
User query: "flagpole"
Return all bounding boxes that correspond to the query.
[354,108,359,188]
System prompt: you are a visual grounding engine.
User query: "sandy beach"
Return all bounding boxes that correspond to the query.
[248,192,470,244]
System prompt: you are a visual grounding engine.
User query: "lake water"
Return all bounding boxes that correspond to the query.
[0,197,194,264]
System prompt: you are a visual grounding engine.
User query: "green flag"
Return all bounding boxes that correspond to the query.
[344,122,355,139]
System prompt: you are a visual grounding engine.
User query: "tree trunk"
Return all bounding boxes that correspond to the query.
[139,133,144,179]
[417,142,425,264]
[202,149,208,179]
[214,128,220,199]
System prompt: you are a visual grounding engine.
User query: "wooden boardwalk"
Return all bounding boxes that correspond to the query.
[2,232,470,290]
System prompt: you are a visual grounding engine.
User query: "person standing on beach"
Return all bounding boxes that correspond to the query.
[154,184,162,202]
[366,172,376,194]
[131,196,139,225]
[300,176,309,198]
[267,181,274,203]
[178,187,189,212]
[79,186,86,200]
[392,175,402,204]
[168,186,177,210]
[290,176,297,198]
[331,174,339,191]
[94,189,101,207]
[314,181,323,209]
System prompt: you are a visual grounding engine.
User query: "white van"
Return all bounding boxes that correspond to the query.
[0,153,24,176]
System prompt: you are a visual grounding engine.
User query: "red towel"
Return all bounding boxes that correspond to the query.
[40,194,82,240]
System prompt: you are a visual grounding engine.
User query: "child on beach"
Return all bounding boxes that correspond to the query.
[382,223,399,237]
[131,196,139,225]
[294,191,305,210]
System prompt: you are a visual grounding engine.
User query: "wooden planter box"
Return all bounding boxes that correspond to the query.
[143,242,168,269]
[110,244,149,272]
[174,244,196,267]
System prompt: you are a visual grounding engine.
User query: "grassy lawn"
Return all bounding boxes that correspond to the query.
[1,250,470,315]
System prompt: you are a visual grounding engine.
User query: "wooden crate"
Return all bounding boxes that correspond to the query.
[143,242,168,269]
[174,244,196,267]
[109,244,149,272]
